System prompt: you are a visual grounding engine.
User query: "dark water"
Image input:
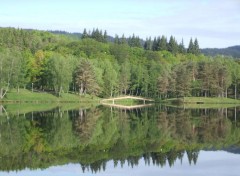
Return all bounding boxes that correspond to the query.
[0,105,240,176]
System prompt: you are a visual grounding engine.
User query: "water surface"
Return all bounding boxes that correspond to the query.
[0,104,239,175]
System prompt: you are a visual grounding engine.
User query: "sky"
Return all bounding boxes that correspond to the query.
[0,0,240,48]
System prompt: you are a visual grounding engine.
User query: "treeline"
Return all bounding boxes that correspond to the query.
[0,27,240,99]
[82,28,200,55]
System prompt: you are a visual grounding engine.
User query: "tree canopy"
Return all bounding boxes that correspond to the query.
[0,27,240,99]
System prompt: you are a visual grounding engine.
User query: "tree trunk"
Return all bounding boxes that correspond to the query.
[235,84,237,99]
[0,88,3,99]
[110,90,113,97]
[235,107,237,124]
[225,88,227,98]
[0,105,3,115]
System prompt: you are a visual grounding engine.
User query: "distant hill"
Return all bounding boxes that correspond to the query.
[201,45,240,58]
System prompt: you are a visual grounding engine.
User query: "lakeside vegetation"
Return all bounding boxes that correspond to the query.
[0,27,240,102]
[164,97,240,104]
[1,89,99,103]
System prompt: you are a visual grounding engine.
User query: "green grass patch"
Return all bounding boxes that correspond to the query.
[163,97,240,109]
[2,102,99,115]
[164,97,240,105]
[1,89,100,103]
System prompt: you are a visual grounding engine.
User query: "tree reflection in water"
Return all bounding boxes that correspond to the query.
[0,105,239,173]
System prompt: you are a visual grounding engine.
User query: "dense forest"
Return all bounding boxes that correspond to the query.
[0,27,240,99]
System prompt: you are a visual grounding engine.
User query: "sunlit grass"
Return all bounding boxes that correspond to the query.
[164,97,240,105]
[1,89,100,103]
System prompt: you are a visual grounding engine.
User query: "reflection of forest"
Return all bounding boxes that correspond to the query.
[0,105,240,172]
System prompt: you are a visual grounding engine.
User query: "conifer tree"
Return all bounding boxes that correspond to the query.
[168,36,178,54]
[114,34,120,44]
[120,34,127,44]
[144,37,152,50]
[193,38,200,55]
[152,37,158,51]
[187,38,195,54]
[159,36,168,51]
[178,39,186,54]
[82,28,88,39]
[103,30,108,43]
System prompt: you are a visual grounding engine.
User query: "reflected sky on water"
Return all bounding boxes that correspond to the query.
[1,151,239,176]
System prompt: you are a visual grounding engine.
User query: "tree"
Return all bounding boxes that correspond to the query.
[178,39,186,54]
[152,37,158,51]
[103,30,108,43]
[229,60,240,99]
[157,68,169,99]
[102,59,118,97]
[173,63,192,97]
[168,36,178,55]
[82,28,88,39]
[74,59,100,95]
[119,61,131,95]
[159,36,168,51]
[120,34,127,44]
[144,37,152,50]
[128,34,142,48]
[0,49,18,99]
[193,38,200,55]
[187,38,194,54]
[114,34,120,44]
[46,54,73,96]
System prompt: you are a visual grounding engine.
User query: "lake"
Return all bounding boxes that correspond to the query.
[0,104,240,176]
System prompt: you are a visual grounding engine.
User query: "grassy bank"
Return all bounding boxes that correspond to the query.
[1,89,100,103]
[164,97,240,105]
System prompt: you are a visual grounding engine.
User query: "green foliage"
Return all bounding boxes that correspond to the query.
[0,27,240,100]
[74,59,100,95]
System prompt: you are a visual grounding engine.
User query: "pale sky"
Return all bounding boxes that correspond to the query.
[0,0,240,48]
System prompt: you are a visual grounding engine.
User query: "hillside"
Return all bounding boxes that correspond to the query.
[201,45,240,58]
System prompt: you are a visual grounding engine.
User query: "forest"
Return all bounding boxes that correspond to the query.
[0,27,240,99]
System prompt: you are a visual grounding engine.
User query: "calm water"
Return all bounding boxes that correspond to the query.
[0,104,240,175]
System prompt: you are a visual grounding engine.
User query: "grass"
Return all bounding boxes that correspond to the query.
[164,97,240,104]
[2,102,99,115]
[163,97,240,108]
[0,89,101,114]
[1,89,101,103]
[182,97,240,104]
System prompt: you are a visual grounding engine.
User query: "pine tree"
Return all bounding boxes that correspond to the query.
[82,28,88,39]
[120,34,127,44]
[144,37,152,50]
[114,34,120,44]
[152,37,158,51]
[159,36,168,51]
[168,36,178,54]
[193,38,200,55]
[187,38,195,54]
[103,30,108,43]
[178,39,186,54]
